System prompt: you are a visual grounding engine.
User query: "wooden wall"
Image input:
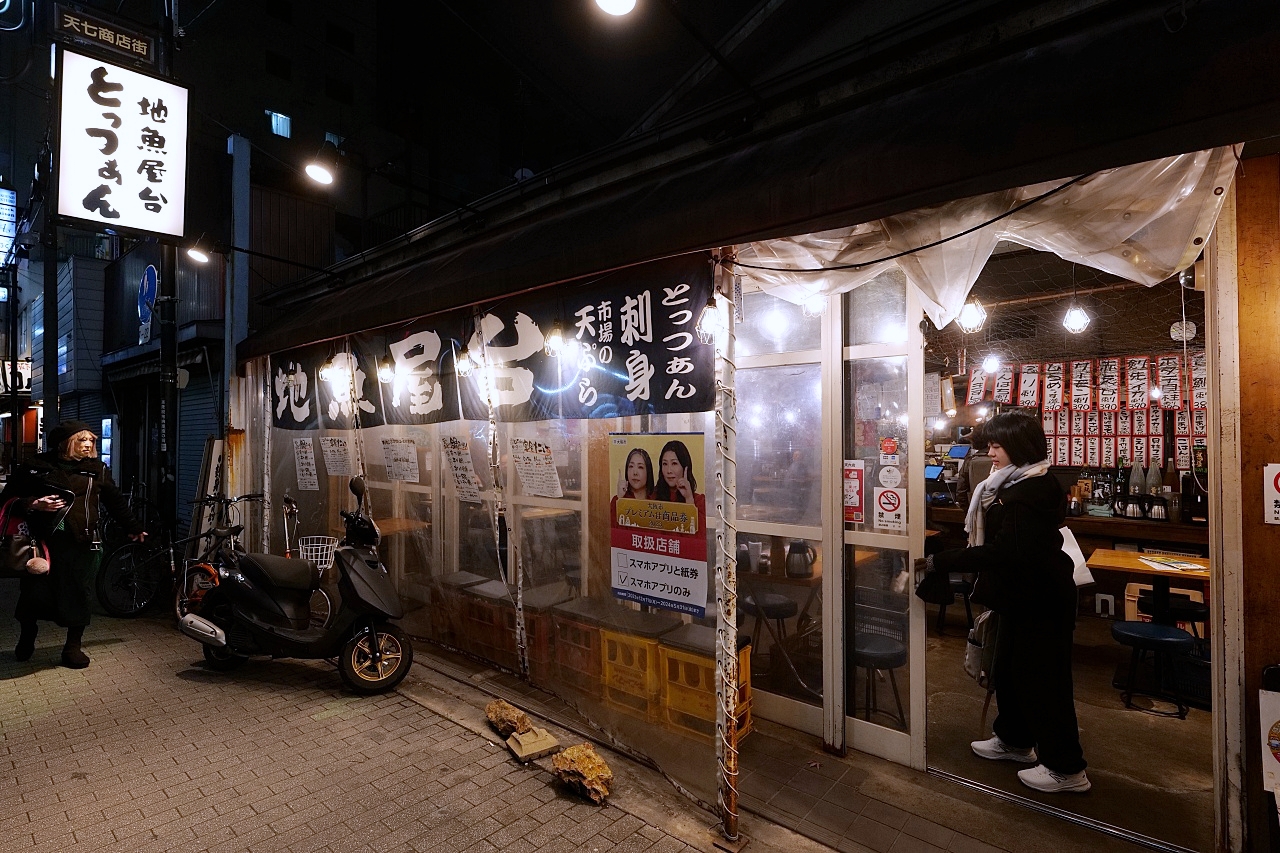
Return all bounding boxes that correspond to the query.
[1235,154,1280,851]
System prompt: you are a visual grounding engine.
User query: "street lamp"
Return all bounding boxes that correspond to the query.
[305,141,339,185]
[595,0,637,15]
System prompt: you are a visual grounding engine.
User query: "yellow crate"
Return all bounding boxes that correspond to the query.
[659,643,753,741]
[601,630,664,721]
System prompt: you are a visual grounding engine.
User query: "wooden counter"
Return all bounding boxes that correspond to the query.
[928,505,1208,549]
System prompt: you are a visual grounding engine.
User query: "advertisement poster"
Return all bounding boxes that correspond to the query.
[318,436,354,476]
[441,436,482,503]
[293,438,318,491]
[609,432,708,617]
[510,436,563,498]
[843,459,865,524]
[380,437,420,482]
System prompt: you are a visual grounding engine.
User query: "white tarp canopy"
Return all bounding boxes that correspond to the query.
[734,147,1239,329]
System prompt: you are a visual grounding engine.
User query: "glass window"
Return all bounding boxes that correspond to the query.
[845,269,908,346]
[846,545,911,731]
[737,533,823,707]
[737,364,822,526]
[736,290,822,357]
[265,110,292,138]
[844,356,908,534]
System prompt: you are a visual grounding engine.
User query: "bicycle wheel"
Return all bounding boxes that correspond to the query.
[96,542,168,618]
[174,563,220,622]
[308,588,332,629]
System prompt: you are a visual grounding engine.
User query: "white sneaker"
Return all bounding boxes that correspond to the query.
[1017,764,1091,793]
[970,736,1037,763]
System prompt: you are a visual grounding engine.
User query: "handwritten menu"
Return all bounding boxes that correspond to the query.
[381,437,420,482]
[318,436,354,476]
[1070,361,1093,411]
[1157,355,1182,410]
[510,437,564,498]
[993,365,1015,404]
[1043,363,1065,411]
[441,436,482,503]
[1097,358,1120,410]
[1018,363,1040,408]
[293,438,318,491]
[1126,357,1151,410]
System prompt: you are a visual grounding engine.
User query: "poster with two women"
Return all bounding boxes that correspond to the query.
[610,433,708,617]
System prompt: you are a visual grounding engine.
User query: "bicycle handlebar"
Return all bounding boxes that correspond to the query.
[190,493,265,506]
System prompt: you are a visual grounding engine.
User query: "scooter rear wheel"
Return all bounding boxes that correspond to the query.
[338,624,413,693]
[202,642,247,671]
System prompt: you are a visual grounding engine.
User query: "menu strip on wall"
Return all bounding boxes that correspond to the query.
[293,438,319,491]
[1043,363,1065,412]
[1018,363,1041,408]
[1190,351,1208,410]
[1102,437,1116,467]
[993,364,1015,404]
[1126,357,1151,410]
[1101,411,1115,436]
[1097,358,1121,411]
[966,370,988,405]
[1070,360,1093,411]
[1157,354,1183,410]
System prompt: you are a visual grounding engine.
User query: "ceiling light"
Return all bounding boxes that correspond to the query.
[305,141,339,186]
[801,294,827,318]
[544,322,565,357]
[696,293,728,348]
[981,354,1000,374]
[956,299,986,334]
[186,246,210,264]
[596,0,637,15]
[1062,305,1090,334]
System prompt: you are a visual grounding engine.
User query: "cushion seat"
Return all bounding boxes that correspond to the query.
[1111,620,1195,654]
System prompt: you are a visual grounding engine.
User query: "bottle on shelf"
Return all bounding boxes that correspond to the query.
[1144,460,1163,495]
[1162,458,1180,493]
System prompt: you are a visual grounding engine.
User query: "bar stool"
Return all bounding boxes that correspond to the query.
[852,631,907,727]
[742,594,798,652]
[1136,592,1209,638]
[1111,620,1195,719]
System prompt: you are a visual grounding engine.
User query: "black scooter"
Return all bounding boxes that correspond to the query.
[179,477,413,693]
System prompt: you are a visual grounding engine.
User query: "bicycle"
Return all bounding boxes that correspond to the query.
[95,492,263,619]
[279,491,336,630]
[98,476,161,555]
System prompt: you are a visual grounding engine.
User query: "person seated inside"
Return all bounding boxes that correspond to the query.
[955,424,994,507]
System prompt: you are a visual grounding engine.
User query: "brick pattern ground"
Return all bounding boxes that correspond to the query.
[0,592,699,853]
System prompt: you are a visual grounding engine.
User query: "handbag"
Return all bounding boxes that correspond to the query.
[0,498,50,580]
[1060,525,1094,586]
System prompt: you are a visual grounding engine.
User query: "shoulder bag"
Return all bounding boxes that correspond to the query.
[0,498,50,579]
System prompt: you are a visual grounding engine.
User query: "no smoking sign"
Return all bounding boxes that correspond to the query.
[1265,464,1280,525]
[874,487,906,532]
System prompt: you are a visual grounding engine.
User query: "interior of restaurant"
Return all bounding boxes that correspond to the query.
[919,244,1212,851]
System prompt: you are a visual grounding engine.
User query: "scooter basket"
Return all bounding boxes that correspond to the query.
[298,536,339,573]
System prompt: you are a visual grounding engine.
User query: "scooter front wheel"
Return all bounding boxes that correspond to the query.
[338,624,413,693]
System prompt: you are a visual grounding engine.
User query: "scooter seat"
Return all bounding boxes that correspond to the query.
[238,553,317,591]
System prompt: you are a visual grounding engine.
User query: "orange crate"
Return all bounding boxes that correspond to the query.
[430,571,490,644]
[659,638,752,741]
[551,598,626,696]
[458,581,514,666]
[602,629,664,720]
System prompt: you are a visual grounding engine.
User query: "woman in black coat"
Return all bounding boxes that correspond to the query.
[923,411,1089,794]
[3,420,146,668]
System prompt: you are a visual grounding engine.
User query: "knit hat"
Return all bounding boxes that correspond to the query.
[48,420,95,451]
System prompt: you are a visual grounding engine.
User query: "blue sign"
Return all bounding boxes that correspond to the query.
[138,264,158,344]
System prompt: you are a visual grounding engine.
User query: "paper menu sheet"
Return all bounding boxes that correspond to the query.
[510,437,563,498]
[318,436,354,476]
[293,438,319,491]
[1138,555,1206,573]
[381,437,420,482]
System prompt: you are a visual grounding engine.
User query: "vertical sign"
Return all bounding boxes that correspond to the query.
[1055,436,1070,466]
[1070,360,1093,411]
[510,436,563,498]
[610,433,708,617]
[1101,411,1116,436]
[1126,357,1151,410]
[1175,435,1193,470]
[843,460,865,524]
[1190,351,1208,410]
[318,436,354,476]
[1265,464,1280,525]
[1017,363,1040,408]
[0,185,16,263]
[1043,363,1065,411]
[1042,408,1056,436]
[1102,437,1116,467]
[1086,436,1101,467]
[992,364,1014,404]
[1157,355,1183,410]
[292,438,319,491]
[966,370,988,405]
[441,435,482,502]
[57,50,188,237]
[1097,358,1121,411]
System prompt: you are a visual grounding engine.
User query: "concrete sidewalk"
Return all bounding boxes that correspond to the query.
[0,584,823,853]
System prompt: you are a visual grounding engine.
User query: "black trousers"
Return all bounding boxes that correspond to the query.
[991,614,1087,775]
[14,534,97,628]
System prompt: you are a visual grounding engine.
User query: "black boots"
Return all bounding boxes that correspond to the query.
[61,626,89,669]
[14,622,36,662]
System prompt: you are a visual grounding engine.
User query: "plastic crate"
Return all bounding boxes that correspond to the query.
[458,580,516,668]
[602,629,664,720]
[426,571,491,644]
[495,582,574,683]
[551,598,621,697]
[659,629,753,742]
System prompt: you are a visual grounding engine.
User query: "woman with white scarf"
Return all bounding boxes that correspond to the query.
[922,411,1089,794]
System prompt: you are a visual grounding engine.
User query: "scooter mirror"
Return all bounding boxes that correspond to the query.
[349,476,366,506]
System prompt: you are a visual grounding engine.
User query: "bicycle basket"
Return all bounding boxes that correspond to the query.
[298,536,339,572]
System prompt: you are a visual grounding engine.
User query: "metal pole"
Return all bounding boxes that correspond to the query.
[714,264,740,842]
[41,217,58,438]
[224,134,250,446]
[6,265,18,465]
[157,0,179,532]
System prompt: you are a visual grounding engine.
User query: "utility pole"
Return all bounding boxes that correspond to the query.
[157,0,179,531]
[41,196,59,437]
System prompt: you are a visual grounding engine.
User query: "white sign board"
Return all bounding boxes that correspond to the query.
[441,435,482,503]
[380,437,419,482]
[292,438,318,491]
[1260,689,1280,791]
[509,436,563,498]
[318,436,354,476]
[57,49,188,237]
[0,186,16,264]
[1265,464,1280,525]
[873,487,906,532]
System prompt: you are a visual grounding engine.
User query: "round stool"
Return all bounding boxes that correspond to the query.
[742,594,798,652]
[1111,620,1195,718]
[1136,593,1209,638]
[852,632,907,727]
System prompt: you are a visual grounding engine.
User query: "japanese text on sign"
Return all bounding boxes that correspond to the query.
[441,436,482,503]
[293,438,318,491]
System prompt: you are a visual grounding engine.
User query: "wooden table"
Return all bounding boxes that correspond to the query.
[1085,548,1210,625]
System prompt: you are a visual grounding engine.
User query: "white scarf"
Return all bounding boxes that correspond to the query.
[965,459,1052,547]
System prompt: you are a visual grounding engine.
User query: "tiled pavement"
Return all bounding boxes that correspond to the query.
[0,587,819,853]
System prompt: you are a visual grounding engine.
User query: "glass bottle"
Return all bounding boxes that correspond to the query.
[1145,461,1163,495]
[1162,458,1180,492]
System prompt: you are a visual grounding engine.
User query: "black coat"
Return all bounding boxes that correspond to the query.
[933,474,1075,625]
[2,455,142,627]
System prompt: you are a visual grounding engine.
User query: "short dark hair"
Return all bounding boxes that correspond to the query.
[969,423,989,452]
[981,411,1047,467]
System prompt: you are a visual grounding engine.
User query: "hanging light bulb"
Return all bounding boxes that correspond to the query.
[956,299,986,334]
[377,362,394,383]
[544,321,565,357]
[801,293,827,318]
[595,0,636,15]
[981,354,1000,374]
[1062,305,1091,334]
[456,347,475,377]
[695,293,727,346]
